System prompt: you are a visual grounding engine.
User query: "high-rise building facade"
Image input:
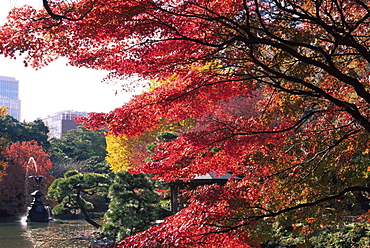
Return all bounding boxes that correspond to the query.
[0,76,21,120]
[42,110,88,138]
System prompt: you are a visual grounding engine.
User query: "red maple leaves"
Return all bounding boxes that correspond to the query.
[0,141,54,215]
[2,0,370,246]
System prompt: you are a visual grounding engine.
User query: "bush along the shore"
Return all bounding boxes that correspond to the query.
[263,222,370,248]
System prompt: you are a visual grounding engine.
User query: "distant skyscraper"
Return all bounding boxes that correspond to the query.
[0,76,21,120]
[42,110,88,138]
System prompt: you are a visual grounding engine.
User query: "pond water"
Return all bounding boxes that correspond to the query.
[0,217,107,248]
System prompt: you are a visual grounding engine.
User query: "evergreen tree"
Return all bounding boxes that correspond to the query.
[0,115,50,149]
[102,172,162,240]
[47,170,111,228]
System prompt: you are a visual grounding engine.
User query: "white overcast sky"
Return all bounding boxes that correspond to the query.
[0,0,137,122]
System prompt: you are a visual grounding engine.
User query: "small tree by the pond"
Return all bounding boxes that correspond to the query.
[102,172,163,240]
[0,141,54,216]
[47,170,111,228]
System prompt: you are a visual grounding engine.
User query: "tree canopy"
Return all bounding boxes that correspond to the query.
[2,0,370,247]
[0,108,9,173]
[50,126,106,162]
[47,169,110,228]
[102,172,163,241]
[0,115,50,149]
[106,119,194,172]
[0,141,54,215]
[48,126,111,178]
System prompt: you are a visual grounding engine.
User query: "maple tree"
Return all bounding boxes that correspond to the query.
[0,141,54,215]
[2,0,370,246]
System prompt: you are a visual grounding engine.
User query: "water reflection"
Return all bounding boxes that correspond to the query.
[0,217,102,248]
[0,217,33,248]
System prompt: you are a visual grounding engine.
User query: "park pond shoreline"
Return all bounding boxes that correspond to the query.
[0,216,112,248]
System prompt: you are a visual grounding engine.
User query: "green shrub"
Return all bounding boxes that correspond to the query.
[263,223,370,248]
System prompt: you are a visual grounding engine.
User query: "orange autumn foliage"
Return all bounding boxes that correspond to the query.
[0,141,54,215]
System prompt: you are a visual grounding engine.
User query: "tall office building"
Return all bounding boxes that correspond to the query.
[42,110,88,138]
[0,76,21,120]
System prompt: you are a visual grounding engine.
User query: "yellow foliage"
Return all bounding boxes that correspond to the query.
[106,135,135,173]
[146,61,223,92]
[147,75,179,92]
[106,118,195,172]
[197,60,224,72]
[0,106,8,116]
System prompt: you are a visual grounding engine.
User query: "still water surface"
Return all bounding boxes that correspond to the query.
[0,217,104,248]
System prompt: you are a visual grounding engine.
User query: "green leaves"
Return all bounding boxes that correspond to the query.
[47,169,110,226]
[50,126,106,161]
[0,115,50,148]
[102,172,164,240]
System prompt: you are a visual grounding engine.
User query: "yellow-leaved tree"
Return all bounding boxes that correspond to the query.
[0,106,9,174]
[0,106,8,116]
[106,119,195,172]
